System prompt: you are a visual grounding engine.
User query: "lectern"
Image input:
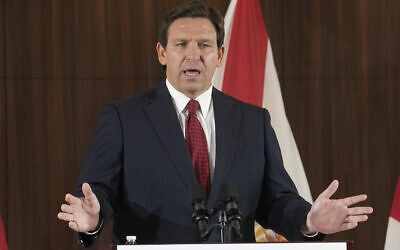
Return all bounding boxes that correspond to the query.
[117,242,351,250]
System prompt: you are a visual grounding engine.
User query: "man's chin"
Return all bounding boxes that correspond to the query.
[181,79,204,89]
[182,86,209,98]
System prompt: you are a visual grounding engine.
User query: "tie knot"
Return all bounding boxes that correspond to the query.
[187,99,200,117]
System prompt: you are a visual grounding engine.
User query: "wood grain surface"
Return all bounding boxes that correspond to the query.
[1,0,399,249]
[0,0,7,231]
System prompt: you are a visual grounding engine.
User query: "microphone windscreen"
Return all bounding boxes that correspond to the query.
[221,182,238,200]
[190,184,206,204]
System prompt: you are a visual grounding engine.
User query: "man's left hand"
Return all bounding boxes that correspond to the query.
[304,180,373,234]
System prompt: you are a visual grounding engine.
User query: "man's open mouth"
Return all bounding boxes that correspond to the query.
[184,69,201,76]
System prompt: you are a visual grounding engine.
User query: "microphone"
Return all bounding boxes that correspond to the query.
[189,184,210,241]
[221,183,243,241]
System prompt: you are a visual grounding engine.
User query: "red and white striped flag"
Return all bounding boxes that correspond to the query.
[0,215,8,250]
[384,176,400,250]
[213,0,313,241]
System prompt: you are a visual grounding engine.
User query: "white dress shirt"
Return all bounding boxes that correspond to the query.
[165,79,216,181]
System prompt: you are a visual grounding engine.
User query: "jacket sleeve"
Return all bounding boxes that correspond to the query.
[256,109,320,241]
[73,103,124,247]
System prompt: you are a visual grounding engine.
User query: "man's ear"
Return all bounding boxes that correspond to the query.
[216,45,225,67]
[156,42,167,66]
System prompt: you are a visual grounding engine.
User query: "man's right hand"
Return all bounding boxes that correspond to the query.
[57,182,101,232]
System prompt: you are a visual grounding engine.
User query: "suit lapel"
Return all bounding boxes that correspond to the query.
[143,83,242,201]
[208,88,242,205]
[144,82,197,191]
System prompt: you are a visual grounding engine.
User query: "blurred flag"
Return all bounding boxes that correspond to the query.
[384,176,400,250]
[0,215,8,250]
[213,0,313,241]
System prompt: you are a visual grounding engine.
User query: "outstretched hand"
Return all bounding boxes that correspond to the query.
[305,180,373,234]
[57,183,101,232]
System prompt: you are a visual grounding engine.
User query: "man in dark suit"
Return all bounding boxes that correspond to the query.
[57,1,373,247]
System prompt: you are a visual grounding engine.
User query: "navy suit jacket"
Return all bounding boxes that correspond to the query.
[74,81,313,246]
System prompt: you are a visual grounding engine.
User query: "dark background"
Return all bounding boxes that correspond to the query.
[0,0,399,249]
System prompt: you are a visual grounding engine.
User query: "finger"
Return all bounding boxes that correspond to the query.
[345,215,369,223]
[318,180,339,200]
[57,212,74,222]
[342,194,367,207]
[82,183,96,201]
[60,204,74,214]
[348,206,373,215]
[339,222,358,232]
[65,193,81,205]
[68,221,79,231]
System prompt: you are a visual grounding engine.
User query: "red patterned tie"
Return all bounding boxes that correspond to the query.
[186,99,211,196]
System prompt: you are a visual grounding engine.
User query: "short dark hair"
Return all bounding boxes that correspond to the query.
[158,0,225,50]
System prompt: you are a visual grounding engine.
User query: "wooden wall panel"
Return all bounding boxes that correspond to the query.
[0,0,6,234]
[5,0,162,78]
[282,0,400,79]
[260,1,284,77]
[0,76,5,233]
[0,0,3,77]
[4,0,229,78]
[365,0,400,77]
[0,77,5,225]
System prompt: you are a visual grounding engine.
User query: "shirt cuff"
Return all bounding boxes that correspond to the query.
[302,231,319,237]
[84,217,104,235]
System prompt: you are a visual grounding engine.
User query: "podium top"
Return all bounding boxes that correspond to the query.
[117,242,348,250]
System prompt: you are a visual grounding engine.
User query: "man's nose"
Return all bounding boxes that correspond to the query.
[185,43,201,60]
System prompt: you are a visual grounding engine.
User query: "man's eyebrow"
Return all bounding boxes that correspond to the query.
[170,38,214,43]
[198,39,214,43]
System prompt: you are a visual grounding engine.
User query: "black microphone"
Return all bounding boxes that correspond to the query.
[221,182,243,241]
[189,184,210,241]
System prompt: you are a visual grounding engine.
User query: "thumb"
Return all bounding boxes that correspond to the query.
[318,179,339,200]
[82,183,96,201]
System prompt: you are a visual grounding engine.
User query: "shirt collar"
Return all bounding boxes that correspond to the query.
[165,79,212,117]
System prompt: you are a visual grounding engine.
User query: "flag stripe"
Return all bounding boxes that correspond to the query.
[222,0,268,106]
[0,215,8,250]
[385,217,400,250]
[390,176,400,222]
[212,0,237,91]
[262,41,313,203]
[384,176,400,250]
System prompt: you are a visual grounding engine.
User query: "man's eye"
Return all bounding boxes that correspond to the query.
[199,43,211,48]
[176,43,186,47]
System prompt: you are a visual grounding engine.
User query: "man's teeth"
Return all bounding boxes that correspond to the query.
[185,70,200,75]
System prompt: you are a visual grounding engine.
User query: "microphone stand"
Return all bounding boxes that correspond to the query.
[191,183,243,243]
[205,203,235,243]
[217,206,228,243]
